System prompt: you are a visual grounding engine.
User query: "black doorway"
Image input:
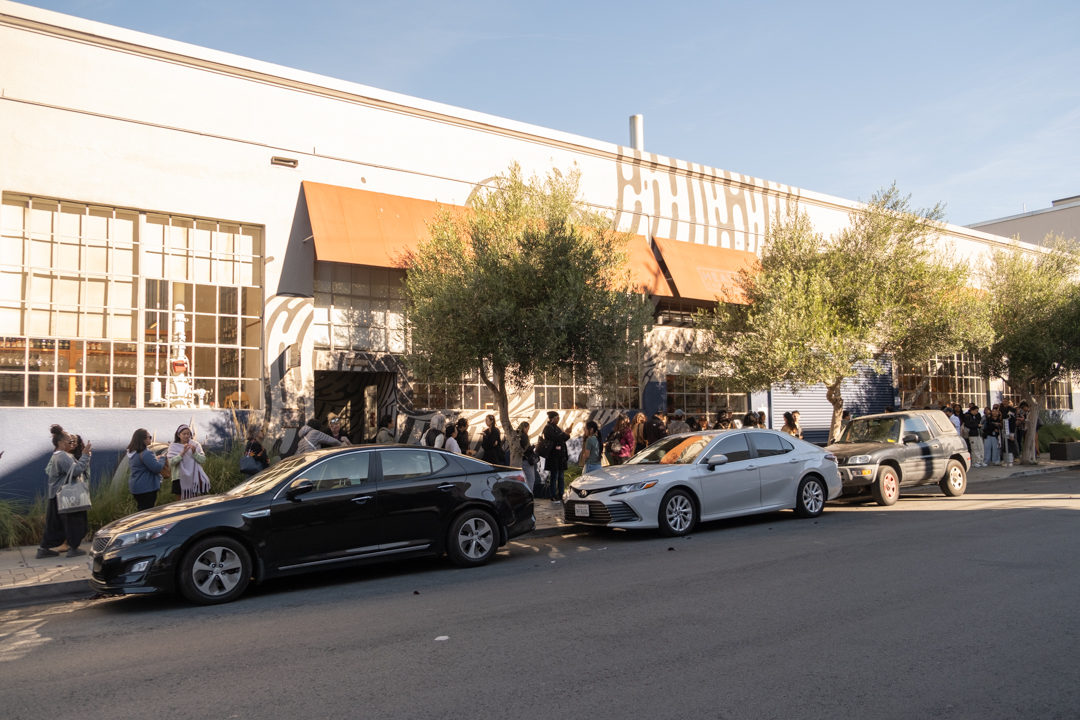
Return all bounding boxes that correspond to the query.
[313,371,396,443]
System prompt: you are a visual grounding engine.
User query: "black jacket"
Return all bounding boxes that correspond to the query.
[541,423,570,472]
[643,416,667,445]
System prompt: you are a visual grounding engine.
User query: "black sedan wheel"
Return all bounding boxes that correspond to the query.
[939,460,967,497]
[871,467,900,507]
[178,536,251,605]
[447,509,498,568]
[794,476,826,518]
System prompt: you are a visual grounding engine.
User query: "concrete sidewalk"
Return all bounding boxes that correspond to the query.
[2,459,1076,609]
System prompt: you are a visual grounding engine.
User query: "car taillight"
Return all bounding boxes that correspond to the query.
[824,453,838,463]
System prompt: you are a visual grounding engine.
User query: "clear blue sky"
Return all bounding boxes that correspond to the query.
[18,0,1080,226]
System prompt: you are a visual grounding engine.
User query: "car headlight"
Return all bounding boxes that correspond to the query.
[609,480,658,496]
[110,524,175,551]
[847,455,872,465]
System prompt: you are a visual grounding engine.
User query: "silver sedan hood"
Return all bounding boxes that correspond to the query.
[571,464,687,491]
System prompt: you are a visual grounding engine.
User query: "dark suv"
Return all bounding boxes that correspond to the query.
[826,410,970,506]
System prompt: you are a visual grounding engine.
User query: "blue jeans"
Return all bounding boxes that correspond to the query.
[984,436,1000,464]
[549,468,565,500]
[584,463,602,474]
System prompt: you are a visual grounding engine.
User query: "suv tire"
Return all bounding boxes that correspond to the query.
[940,460,967,497]
[872,466,900,507]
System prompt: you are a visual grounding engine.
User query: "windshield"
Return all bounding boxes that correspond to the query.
[839,417,901,444]
[626,433,718,465]
[226,455,312,497]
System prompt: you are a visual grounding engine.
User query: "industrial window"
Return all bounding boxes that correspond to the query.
[312,262,406,354]
[0,194,262,408]
[534,367,589,411]
[1003,379,1073,411]
[412,370,495,411]
[897,353,988,409]
[596,344,642,410]
[665,374,748,420]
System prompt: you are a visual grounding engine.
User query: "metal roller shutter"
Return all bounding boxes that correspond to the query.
[769,362,894,444]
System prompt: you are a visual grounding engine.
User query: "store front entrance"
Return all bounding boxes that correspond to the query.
[313,371,397,443]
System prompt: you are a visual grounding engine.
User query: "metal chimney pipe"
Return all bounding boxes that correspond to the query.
[629,114,644,151]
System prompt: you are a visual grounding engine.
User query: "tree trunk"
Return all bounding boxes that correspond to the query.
[901,361,943,410]
[825,379,845,446]
[480,364,522,468]
[1019,383,1044,466]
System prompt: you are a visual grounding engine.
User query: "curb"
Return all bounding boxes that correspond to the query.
[0,578,94,609]
[517,523,596,541]
[1004,462,1080,479]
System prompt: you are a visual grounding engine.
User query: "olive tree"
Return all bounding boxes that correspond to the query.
[974,235,1080,464]
[694,185,984,443]
[402,163,653,463]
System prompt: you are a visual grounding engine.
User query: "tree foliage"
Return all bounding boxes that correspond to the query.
[694,184,984,442]
[973,235,1080,464]
[402,163,653,458]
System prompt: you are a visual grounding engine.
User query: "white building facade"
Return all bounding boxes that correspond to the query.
[0,1,1072,498]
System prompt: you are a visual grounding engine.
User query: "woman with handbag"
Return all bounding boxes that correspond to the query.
[606,414,635,466]
[128,428,166,511]
[516,422,542,496]
[168,424,212,500]
[37,424,92,558]
[241,426,269,476]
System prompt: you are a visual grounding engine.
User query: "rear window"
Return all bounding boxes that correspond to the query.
[925,411,956,435]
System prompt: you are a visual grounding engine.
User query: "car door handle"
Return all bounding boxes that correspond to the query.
[931,445,939,449]
[437,483,455,491]
[352,495,373,504]
[746,464,756,470]
[788,458,799,463]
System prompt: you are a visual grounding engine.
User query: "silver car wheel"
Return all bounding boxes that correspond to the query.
[666,495,693,533]
[191,546,243,597]
[802,480,824,514]
[457,517,494,559]
[948,466,964,491]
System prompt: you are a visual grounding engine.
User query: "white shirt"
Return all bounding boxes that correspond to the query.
[949,415,961,433]
[443,436,460,454]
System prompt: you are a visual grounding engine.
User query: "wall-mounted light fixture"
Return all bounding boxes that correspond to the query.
[271,156,299,168]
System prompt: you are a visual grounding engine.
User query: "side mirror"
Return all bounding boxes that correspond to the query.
[287,479,314,501]
[705,454,729,471]
[902,434,920,444]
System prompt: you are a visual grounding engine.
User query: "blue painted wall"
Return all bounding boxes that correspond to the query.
[0,409,250,502]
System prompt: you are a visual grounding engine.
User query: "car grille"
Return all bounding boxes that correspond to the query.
[92,536,111,554]
[564,501,639,524]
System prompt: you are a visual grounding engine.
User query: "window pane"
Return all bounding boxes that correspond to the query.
[305,453,371,490]
[381,450,432,481]
[462,383,479,410]
[196,284,216,313]
[194,314,216,343]
[534,387,546,409]
[714,433,751,463]
[219,286,238,315]
[85,341,110,373]
[218,315,237,345]
[114,343,137,375]
[0,338,26,370]
[28,372,52,406]
[193,347,215,378]
[0,373,24,406]
[219,348,239,378]
[84,375,109,408]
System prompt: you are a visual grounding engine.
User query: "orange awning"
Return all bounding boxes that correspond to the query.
[626,235,673,296]
[651,237,757,304]
[303,181,448,267]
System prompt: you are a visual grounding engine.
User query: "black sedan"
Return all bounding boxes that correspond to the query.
[89,445,535,604]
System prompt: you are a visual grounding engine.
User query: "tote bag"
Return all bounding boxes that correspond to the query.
[57,462,92,514]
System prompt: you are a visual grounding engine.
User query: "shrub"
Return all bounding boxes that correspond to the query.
[1037,423,1080,453]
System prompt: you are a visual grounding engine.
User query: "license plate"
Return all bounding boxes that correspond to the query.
[575,504,590,517]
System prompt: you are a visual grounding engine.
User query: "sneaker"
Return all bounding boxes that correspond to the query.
[36,548,59,558]
[65,548,86,558]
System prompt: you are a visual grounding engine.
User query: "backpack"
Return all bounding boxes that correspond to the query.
[424,428,443,448]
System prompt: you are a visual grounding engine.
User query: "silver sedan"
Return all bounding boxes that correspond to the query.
[563,429,842,536]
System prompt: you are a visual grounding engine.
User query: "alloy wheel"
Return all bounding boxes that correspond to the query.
[457,517,494,559]
[802,480,825,514]
[191,546,243,597]
[666,495,693,533]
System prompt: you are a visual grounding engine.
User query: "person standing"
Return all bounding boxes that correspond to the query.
[581,421,603,474]
[325,413,351,445]
[443,424,462,454]
[167,424,211,500]
[962,404,984,467]
[983,409,1002,466]
[944,406,961,434]
[668,409,690,435]
[297,418,342,454]
[423,414,447,449]
[607,414,635,465]
[127,428,165,512]
[742,411,760,429]
[643,410,667,446]
[540,411,570,503]
[687,415,701,432]
[455,418,472,455]
[243,426,269,474]
[517,422,541,496]
[37,425,91,558]
[631,412,647,453]
[375,416,396,444]
[481,414,505,464]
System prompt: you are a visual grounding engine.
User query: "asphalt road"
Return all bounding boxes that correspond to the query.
[3,471,1079,720]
